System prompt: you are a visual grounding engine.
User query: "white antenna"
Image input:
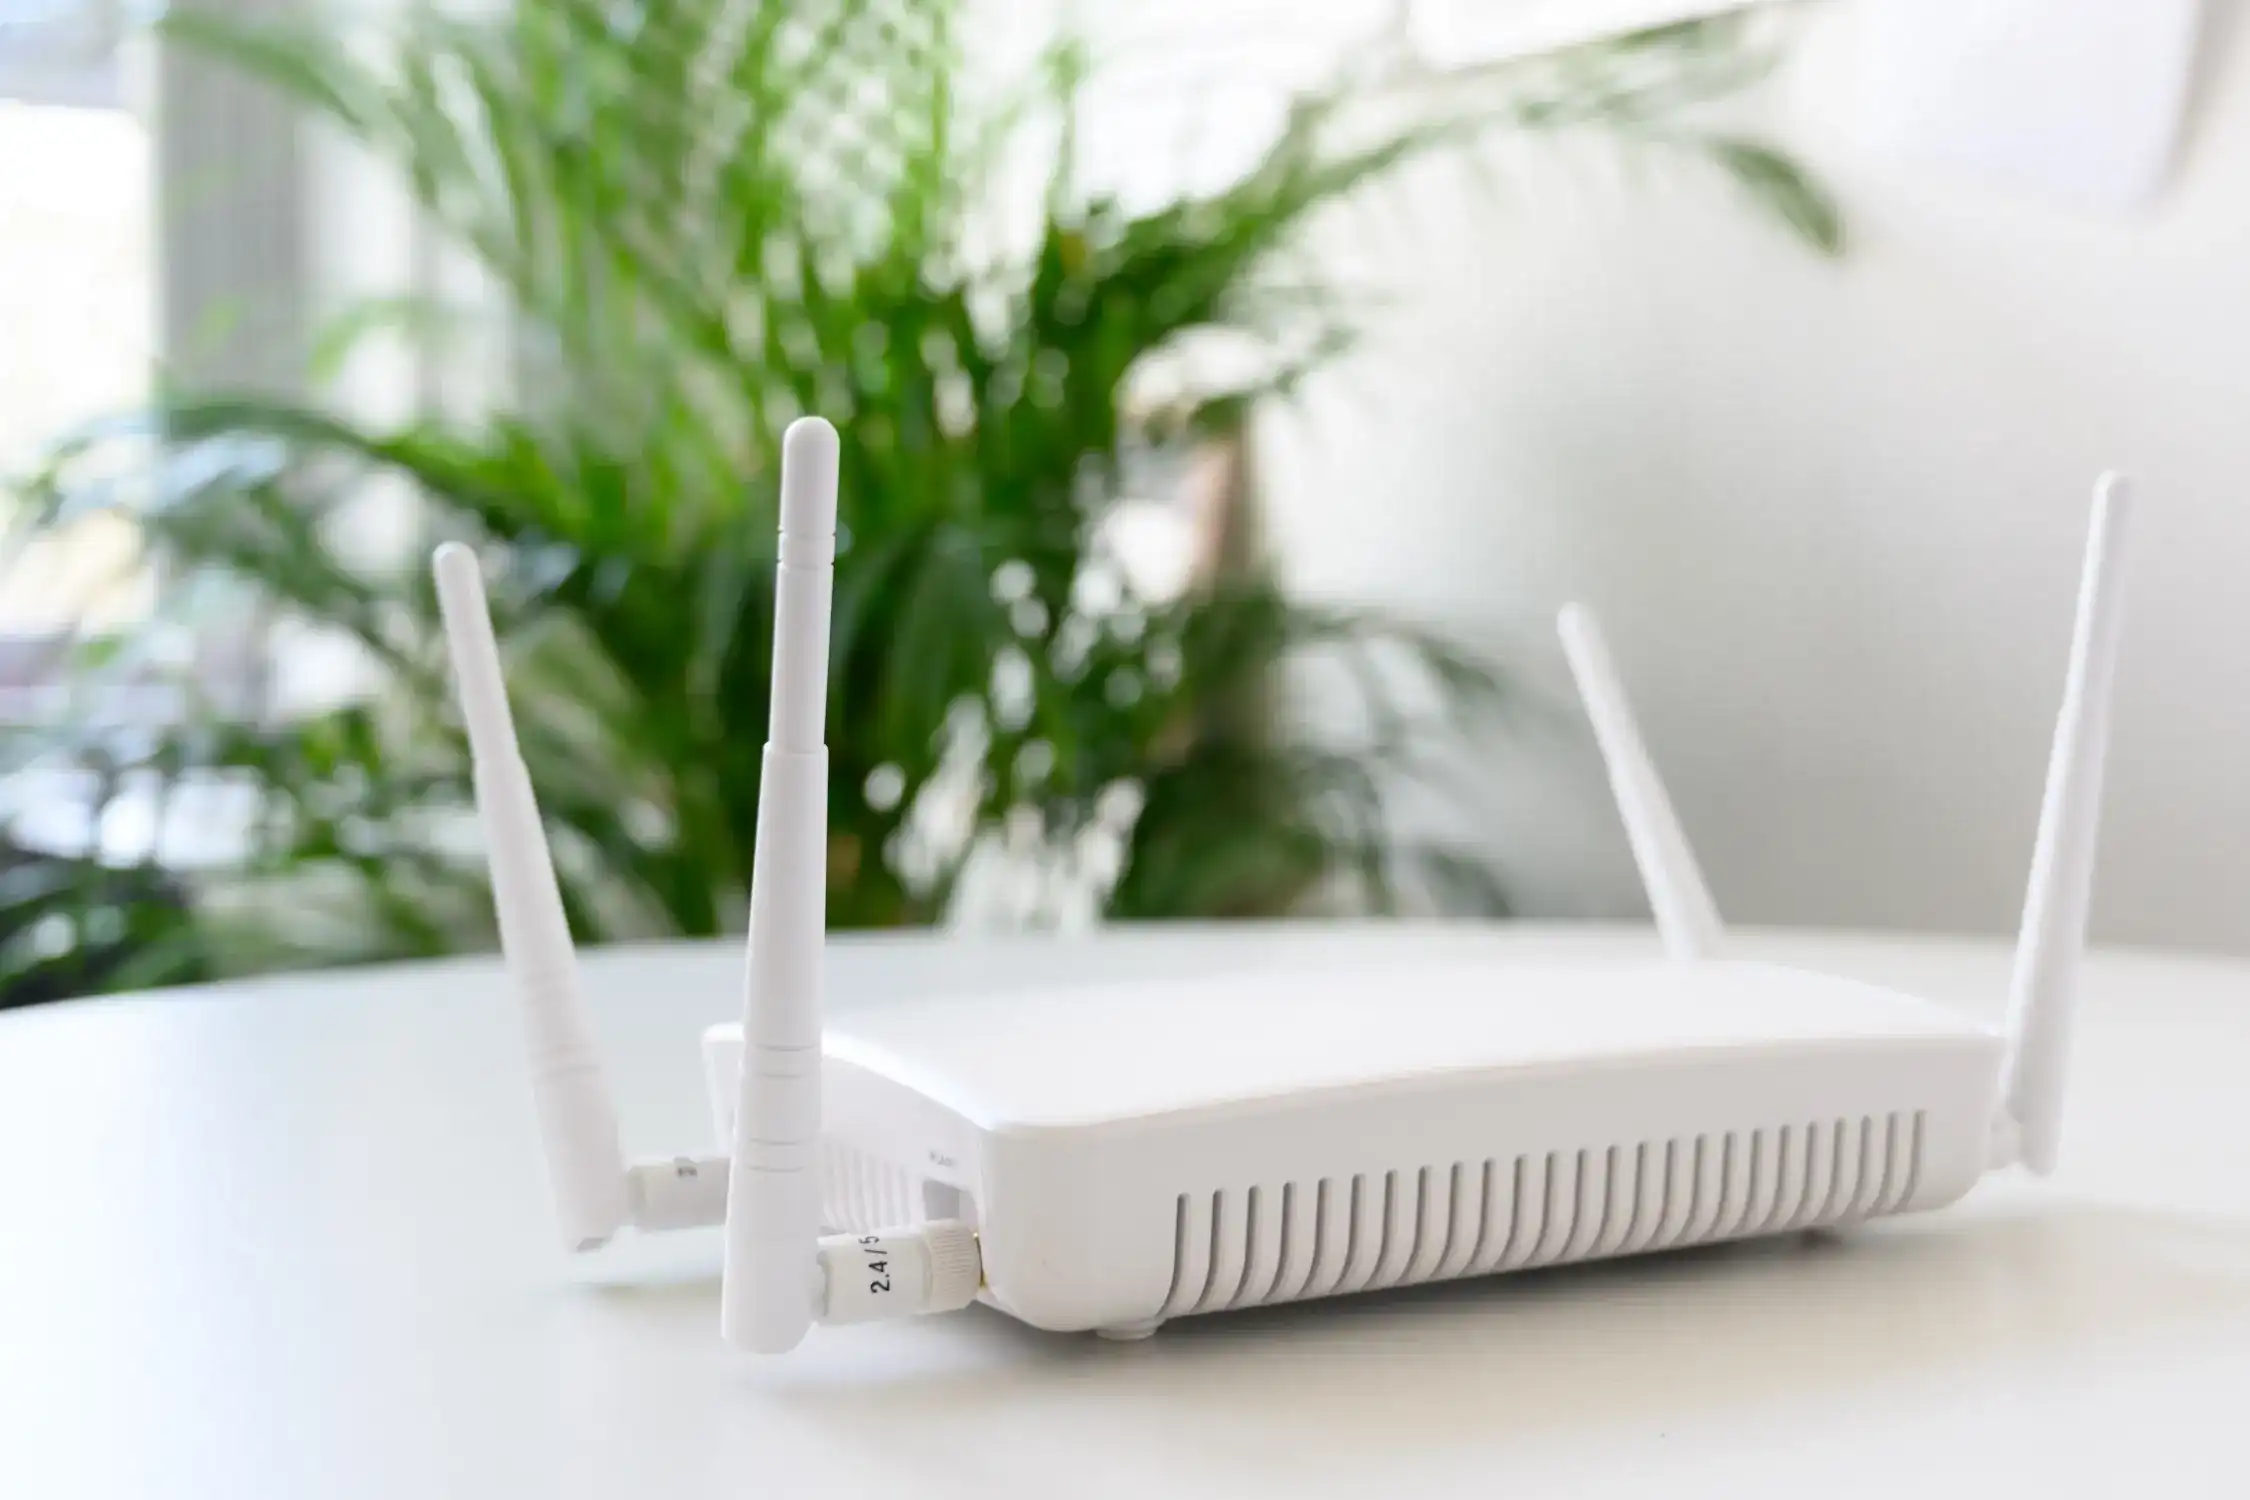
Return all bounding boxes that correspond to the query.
[2000,473,2133,1175]
[434,543,631,1250]
[721,417,840,1354]
[1558,604,1726,962]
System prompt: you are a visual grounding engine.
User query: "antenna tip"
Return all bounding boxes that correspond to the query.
[1557,602,1604,655]
[780,417,840,518]
[2095,470,2134,512]
[433,541,483,600]
[2088,473,2135,561]
[784,414,838,451]
[432,545,494,657]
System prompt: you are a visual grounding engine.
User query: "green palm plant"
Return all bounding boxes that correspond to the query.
[2,3,1837,998]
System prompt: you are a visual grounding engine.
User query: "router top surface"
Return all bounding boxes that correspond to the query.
[821,959,1999,1135]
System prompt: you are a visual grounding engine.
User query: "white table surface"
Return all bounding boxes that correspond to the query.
[4,921,2249,1499]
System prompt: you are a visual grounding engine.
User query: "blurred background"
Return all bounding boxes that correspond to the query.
[0,0,2235,1007]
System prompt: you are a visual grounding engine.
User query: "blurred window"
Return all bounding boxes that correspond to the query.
[0,3,153,645]
[0,5,176,872]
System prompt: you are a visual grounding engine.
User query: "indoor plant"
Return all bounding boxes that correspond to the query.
[2,3,1838,999]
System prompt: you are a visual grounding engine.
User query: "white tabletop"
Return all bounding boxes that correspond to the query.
[4,922,2247,1499]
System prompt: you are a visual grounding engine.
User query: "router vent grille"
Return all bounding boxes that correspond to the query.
[819,1139,920,1233]
[1159,1113,1926,1318]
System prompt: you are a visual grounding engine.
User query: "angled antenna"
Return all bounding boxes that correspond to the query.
[721,417,840,1354]
[2000,473,2133,1175]
[434,543,631,1250]
[1558,604,1726,962]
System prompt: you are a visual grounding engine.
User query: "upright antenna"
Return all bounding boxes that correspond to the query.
[721,417,840,1354]
[1558,604,1726,962]
[2000,473,2133,1175]
[434,544,630,1250]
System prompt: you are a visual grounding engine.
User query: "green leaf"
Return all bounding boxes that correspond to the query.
[1708,137,1845,255]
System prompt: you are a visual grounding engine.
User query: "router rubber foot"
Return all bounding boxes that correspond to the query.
[1096,1319,1164,1342]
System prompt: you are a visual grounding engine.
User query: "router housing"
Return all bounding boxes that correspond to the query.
[703,958,2001,1334]
[439,446,2131,1350]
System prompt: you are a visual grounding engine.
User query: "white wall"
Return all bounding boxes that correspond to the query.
[1241,3,2250,951]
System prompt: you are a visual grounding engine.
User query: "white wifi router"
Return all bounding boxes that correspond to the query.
[436,427,2131,1350]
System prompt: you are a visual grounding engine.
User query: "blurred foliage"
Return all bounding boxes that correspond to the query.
[1,1,1838,998]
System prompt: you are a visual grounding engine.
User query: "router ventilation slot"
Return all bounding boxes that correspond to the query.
[819,1139,922,1233]
[1158,1113,1926,1318]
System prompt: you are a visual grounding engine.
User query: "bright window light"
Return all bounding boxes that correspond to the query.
[0,97,152,632]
